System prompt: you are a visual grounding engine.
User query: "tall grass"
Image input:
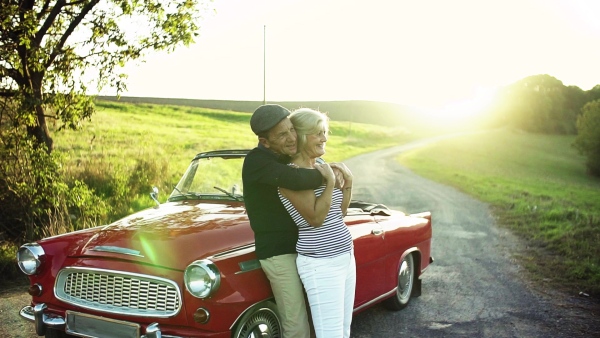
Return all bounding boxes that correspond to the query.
[398,128,600,295]
[55,100,414,217]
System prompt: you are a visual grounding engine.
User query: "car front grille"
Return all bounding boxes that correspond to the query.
[55,267,181,317]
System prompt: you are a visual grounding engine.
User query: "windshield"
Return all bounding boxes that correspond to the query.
[169,152,246,202]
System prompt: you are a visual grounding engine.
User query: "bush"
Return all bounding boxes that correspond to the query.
[0,137,109,242]
[71,157,168,220]
[0,96,111,242]
[573,99,600,176]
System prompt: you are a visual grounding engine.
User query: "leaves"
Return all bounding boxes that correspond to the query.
[573,99,600,176]
[1,0,211,149]
[0,0,213,241]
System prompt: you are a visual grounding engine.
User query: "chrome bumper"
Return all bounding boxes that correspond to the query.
[20,304,181,338]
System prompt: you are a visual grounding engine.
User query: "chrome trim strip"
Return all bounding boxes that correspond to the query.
[90,246,144,257]
[212,244,255,259]
[353,289,397,313]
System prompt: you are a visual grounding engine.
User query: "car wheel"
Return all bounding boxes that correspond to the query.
[232,301,282,338]
[383,253,414,311]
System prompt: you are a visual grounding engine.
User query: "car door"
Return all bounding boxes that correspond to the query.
[346,213,388,308]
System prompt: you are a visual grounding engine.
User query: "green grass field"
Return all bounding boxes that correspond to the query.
[3,101,599,297]
[398,128,600,295]
[56,100,415,208]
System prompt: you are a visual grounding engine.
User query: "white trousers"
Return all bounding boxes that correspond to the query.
[296,250,356,338]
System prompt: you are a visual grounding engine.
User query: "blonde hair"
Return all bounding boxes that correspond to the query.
[290,108,329,151]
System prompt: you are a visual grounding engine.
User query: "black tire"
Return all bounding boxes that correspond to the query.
[45,328,71,338]
[383,253,415,311]
[232,301,281,338]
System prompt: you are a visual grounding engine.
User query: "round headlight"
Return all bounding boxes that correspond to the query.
[17,243,45,275]
[184,259,220,298]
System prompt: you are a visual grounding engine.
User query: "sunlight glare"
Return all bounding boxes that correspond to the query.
[416,86,497,128]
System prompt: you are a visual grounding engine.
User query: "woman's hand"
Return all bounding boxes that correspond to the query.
[332,167,345,189]
[330,162,353,189]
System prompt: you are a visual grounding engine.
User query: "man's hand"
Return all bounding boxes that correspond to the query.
[314,163,335,185]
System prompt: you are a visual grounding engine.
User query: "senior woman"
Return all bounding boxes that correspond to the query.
[278,108,356,338]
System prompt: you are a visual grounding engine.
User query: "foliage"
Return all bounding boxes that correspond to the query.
[0,0,211,264]
[573,99,600,176]
[73,156,168,220]
[0,241,22,285]
[491,75,583,134]
[587,85,600,103]
[0,124,108,242]
[398,129,600,295]
[0,0,210,151]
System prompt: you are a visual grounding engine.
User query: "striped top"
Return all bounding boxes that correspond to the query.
[279,185,353,258]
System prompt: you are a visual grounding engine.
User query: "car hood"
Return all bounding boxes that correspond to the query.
[42,201,253,270]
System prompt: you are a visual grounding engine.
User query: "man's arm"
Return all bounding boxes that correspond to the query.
[244,150,323,191]
[258,160,323,191]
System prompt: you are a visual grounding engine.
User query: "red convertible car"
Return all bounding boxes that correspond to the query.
[17,149,433,338]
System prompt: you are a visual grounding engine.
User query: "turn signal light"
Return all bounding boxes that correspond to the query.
[27,284,42,297]
[193,308,210,324]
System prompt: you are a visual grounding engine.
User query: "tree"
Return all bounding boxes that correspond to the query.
[492,74,584,134]
[573,100,600,176]
[1,0,211,152]
[0,0,212,242]
[587,84,600,103]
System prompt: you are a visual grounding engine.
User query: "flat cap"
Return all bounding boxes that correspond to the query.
[250,104,291,135]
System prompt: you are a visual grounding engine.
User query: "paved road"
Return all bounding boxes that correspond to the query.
[345,135,600,338]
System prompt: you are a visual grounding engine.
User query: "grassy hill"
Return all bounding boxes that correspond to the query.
[97,96,422,128]
[399,128,600,296]
[57,100,416,210]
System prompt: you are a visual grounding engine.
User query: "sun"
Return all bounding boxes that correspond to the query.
[424,87,498,126]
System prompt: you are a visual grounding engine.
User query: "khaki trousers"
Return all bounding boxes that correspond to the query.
[260,253,311,338]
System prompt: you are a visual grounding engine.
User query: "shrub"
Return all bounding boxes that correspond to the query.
[573,99,600,176]
[71,156,168,221]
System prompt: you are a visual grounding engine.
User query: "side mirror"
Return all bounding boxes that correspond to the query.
[150,186,160,209]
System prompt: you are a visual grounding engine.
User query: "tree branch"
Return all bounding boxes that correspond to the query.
[46,0,101,69]
[0,91,18,97]
[36,0,53,20]
[0,64,25,85]
[67,0,93,6]
[35,0,66,46]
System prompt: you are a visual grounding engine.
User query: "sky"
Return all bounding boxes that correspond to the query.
[118,0,600,119]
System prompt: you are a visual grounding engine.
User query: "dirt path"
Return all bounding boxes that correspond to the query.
[0,281,38,338]
[345,136,600,337]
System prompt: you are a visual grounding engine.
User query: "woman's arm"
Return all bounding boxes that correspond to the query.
[331,163,353,216]
[279,163,335,227]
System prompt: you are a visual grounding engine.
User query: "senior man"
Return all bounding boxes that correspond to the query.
[242,104,325,338]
